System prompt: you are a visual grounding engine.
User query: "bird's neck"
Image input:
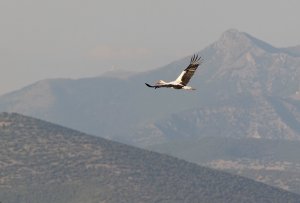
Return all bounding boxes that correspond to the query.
[156,80,167,85]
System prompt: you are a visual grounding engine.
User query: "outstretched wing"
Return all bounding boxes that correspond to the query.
[175,54,203,86]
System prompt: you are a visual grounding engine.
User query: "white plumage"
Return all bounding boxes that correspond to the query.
[145,54,203,90]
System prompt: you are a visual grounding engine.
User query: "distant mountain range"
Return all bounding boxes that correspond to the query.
[1,29,300,195]
[1,112,300,203]
[0,29,300,146]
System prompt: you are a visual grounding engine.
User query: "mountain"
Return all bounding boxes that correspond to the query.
[2,113,300,203]
[144,96,300,142]
[0,29,300,146]
[1,29,300,195]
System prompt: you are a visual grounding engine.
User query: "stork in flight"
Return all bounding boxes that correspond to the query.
[145,54,203,90]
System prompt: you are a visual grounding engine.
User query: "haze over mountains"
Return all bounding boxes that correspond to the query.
[1,29,300,146]
[3,113,300,203]
[1,29,300,194]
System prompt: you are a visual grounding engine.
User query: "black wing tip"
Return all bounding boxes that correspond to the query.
[190,54,203,65]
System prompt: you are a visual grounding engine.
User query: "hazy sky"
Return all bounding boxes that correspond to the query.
[1,0,300,95]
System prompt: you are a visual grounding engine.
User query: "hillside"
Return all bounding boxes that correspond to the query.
[1,112,300,203]
[151,136,300,194]
[142,96,300,143]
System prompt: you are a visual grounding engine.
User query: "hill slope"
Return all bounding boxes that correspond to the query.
[151,136,300,194]
[1,112,300,203]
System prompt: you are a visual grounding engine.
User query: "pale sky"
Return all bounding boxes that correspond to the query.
[1,0,300,95]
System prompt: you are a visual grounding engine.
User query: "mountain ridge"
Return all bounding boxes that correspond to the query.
[0,29,300,145]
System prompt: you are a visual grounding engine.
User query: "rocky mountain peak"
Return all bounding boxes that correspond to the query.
[214,29,278,54]
[220,29,245,41]
[216,29,252,48]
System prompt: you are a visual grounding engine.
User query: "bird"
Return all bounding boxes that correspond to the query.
[145,54,203,90]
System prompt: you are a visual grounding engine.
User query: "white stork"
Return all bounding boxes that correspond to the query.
[145,54,203,90]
